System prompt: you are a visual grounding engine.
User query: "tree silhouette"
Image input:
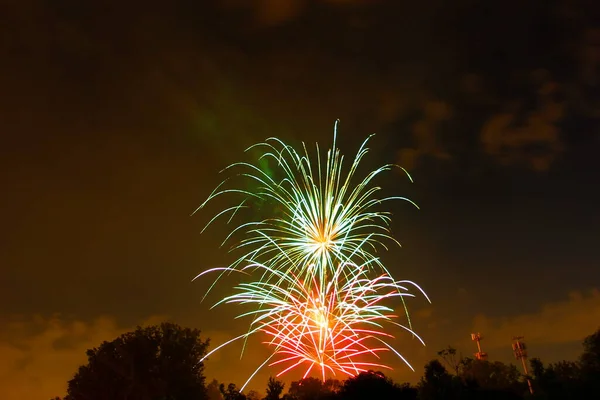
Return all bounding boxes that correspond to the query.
[54,325,600,400]
[322,379,342,394]
[64,322,209,400]
[220,383,246,400]
[580,327,600,373]
[528,330,600,399]
[529,357,583,399]
[337,371,417,400]
[529,357,545,381]
[459,358,523,393]
[438,346,461,375]
[287,377,333,400]
[579,327,600,396]
[245,390,261,400]
[207,379,223,400]
[264,377,285,400]
[418,360,459,400]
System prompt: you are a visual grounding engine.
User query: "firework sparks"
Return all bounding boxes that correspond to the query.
[194,121,418,291]
[197,261,427,387]
[195,121,429,389]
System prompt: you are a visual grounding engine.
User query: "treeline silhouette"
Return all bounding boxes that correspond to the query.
[50,323,600,400]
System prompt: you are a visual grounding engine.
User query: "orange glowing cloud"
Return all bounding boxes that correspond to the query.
[471,289,600,349]
[0,314,166,400]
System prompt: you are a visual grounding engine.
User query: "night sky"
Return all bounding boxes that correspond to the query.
[2,1,600,399]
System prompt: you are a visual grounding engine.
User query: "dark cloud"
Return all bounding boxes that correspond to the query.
[218,0,377,26]
[4,1,597,173]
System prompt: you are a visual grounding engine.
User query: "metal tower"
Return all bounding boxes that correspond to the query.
[471,333,488,360]
[512,336,533,394]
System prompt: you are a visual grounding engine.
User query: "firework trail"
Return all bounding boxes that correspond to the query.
[194,121,429,389]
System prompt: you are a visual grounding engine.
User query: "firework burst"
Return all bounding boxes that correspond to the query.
[196,261,427,388]
[195,121,418,289]
[195,121,429,389]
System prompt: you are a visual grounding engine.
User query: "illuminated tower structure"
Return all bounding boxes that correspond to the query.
[470,333,488,360]
[512,336,533,394]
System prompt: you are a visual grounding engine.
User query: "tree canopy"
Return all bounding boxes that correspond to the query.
[265,377,285,400]
[64,322,209,400]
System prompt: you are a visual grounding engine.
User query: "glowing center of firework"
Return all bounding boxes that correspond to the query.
[312,227,336,254]
[312,306,329,329]
[317,236,332,250]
